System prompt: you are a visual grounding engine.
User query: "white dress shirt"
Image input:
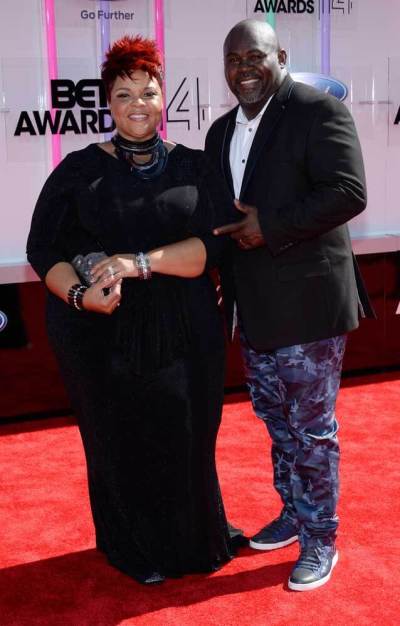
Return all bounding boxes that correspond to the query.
[229,95,274,199]
[228,96,274,338]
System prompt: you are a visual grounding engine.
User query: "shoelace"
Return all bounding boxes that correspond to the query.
[296,546,325,572]
[269,516,296,539]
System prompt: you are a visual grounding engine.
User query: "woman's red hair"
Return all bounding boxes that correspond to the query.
[101,35,163,98]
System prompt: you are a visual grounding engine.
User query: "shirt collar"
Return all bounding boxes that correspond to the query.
[235,93,274,125]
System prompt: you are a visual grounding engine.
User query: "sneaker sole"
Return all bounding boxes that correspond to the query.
[288,550,339,591]
[249,534,298,551]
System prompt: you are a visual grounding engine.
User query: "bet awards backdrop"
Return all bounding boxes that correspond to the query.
[0,0,399,279]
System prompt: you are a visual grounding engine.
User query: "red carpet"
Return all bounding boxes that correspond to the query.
[1,372,399,625]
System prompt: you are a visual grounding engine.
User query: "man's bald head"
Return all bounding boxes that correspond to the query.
[224,19,280,56]
[223,19,287,119]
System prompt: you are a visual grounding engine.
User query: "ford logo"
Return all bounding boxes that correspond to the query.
[291,73,348,101]
[0,311,8,333]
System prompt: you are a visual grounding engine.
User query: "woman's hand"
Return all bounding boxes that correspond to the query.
[90,254,138,284]
[82,275,122,315]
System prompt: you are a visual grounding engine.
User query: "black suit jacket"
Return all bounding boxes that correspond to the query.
[205,75,372,350]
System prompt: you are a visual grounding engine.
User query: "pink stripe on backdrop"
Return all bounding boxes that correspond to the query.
[154,0,167,139]
[99,1,113,140]
[320,0,331,75]
[44,0,61,168]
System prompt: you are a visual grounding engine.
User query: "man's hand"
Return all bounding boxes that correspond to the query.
[213,200,265,250]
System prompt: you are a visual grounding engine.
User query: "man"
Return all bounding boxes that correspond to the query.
[205,19,371,591]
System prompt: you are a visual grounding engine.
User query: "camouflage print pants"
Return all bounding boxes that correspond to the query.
[240,333,347,547]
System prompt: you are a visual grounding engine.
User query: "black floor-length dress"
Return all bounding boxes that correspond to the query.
[27,144,237,582]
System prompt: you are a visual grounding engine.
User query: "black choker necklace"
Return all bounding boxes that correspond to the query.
[111,132,168,180]
[112,133,160,155]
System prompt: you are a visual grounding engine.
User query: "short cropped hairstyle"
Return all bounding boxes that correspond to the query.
[101,35,163,99]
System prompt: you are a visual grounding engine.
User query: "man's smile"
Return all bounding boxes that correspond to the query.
[238,78,260,87]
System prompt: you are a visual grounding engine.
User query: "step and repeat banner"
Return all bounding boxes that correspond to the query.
[0,0,399,280]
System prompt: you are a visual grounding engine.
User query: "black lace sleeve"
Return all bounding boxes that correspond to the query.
[187,151,237,270]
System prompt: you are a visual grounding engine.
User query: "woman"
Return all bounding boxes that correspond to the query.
[27,36,238,584]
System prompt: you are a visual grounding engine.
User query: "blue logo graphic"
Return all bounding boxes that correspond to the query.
[0,311,8,332]
[291,73,348,101]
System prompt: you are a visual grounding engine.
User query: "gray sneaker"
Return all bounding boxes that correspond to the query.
[288,544,338,591]
[249,515,299,551]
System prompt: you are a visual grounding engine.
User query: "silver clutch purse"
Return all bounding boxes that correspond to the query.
[72,252,107,286]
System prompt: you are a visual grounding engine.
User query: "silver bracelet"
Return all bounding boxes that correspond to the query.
[135,252,152,280]
[67,283,88,310]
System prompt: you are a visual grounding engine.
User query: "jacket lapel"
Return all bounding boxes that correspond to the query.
[220,108,237,196]
[240,75,294,200]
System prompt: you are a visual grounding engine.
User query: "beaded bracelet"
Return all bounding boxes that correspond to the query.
[135,252,152,280]
[67,283,88,311]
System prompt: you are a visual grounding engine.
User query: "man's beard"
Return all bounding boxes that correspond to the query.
[234,82,266,105]
[237,90,263,104]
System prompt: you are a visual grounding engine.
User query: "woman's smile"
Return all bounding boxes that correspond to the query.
[109,70,163,142]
